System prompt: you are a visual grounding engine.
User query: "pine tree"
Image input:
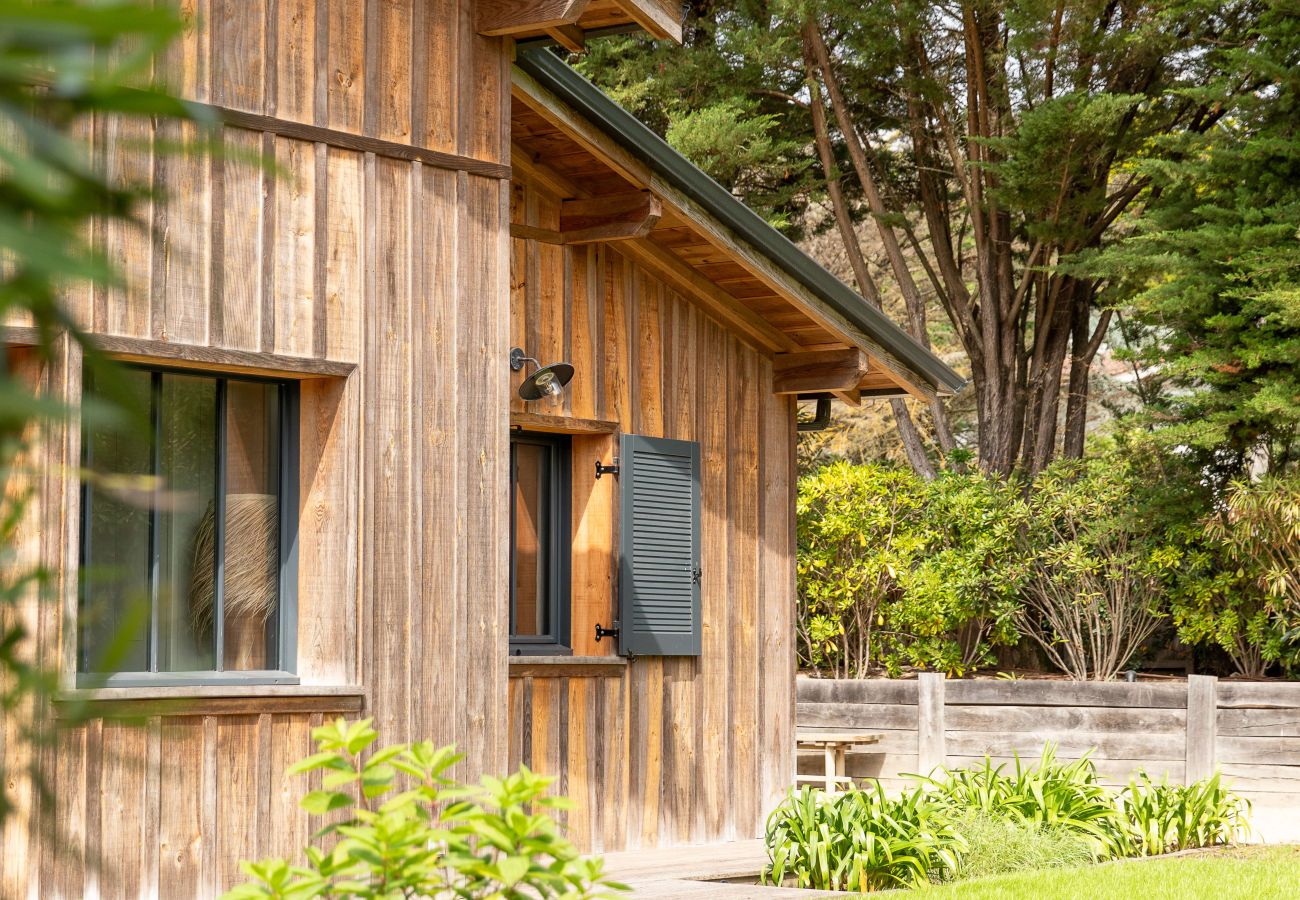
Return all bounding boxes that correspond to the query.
[1096,1,1300,477]
[575,0,1264,476]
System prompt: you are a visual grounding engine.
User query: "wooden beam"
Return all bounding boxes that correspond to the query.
[2,327,356,379]
[560,190,661,243]
[510,191,662,244]
[477,0,590,37]
[612,0,684,42]
[510,411,619,434]
[511,142,583,199]
[830,389,861,407]
[772,348,869,395]
[620,238,797,354]
[545,23,586,53]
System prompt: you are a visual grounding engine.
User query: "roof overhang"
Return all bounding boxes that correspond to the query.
[511,46,966,400]
[478,1,683,51]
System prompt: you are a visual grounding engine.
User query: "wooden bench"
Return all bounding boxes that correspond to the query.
[795,730,882,794]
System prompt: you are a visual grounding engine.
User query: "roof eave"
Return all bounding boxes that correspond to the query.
[513,45,967,397]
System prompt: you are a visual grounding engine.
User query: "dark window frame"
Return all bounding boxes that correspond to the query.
[508,430,572,656]
[77,364,300,688]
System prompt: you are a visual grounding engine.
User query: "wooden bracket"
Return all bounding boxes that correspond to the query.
[477,0,591,37]
[772,348,869,395]
[510,190,662,245]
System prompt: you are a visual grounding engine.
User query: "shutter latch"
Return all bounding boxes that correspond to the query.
[594,456,620,479]
[595,622,620,643]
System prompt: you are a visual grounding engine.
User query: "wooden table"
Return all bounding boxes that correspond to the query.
[795,730,883,794]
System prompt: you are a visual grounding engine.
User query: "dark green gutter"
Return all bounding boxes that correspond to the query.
[514,45,966,396]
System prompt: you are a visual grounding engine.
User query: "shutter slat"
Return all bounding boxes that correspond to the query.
[618,433,702,656]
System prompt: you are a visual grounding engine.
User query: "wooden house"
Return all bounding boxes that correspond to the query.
[1,2,961,896]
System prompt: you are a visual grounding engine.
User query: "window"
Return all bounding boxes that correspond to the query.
[509,431,570,654]
[78,366,298,686]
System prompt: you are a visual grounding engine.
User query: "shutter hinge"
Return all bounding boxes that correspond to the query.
[595,622,620,642]
[692,565,702,584]
[595,456,620,479]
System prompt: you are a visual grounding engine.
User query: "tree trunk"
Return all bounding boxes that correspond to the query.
[802,36,939,479]
[805,21,957,466]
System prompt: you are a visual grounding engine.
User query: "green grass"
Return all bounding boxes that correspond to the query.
[907,846,1300,899]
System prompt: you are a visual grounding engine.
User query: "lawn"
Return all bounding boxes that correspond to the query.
[908,846,1300,899]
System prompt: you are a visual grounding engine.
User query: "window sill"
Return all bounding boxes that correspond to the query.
[508,656,627,678]
[54,684,366,718]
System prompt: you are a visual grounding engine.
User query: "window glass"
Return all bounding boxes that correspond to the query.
[221,380,281,670]
[79,368,153,673]
[79,367,293,681]
[512,441,551,638]
[158,373,217,671]
[509,432,570,652]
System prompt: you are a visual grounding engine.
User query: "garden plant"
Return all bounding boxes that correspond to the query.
[763,746,1251,893]
[224,718,625,900]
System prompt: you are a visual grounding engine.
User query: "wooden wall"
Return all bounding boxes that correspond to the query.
[2,2,513,897]
[798,676,1300,838]
[505,175,799,852]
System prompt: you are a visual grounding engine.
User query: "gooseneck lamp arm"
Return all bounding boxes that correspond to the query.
[509,347,576,402]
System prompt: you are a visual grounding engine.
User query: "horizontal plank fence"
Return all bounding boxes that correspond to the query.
[798,674,1300,832]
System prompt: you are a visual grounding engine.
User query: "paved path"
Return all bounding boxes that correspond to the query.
[599,839,847,898]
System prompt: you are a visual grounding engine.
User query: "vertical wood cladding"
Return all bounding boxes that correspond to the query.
[507,175,798,852]
[2,2,510,896]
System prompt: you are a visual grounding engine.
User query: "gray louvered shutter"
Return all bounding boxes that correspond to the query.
[618,433,702,656]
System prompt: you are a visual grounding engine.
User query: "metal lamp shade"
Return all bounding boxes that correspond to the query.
[518,362,574,401]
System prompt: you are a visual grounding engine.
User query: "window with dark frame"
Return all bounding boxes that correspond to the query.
[509,431,571,655]
[77,366,299,686]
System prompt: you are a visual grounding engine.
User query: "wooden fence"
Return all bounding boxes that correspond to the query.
[797,675,1300,835]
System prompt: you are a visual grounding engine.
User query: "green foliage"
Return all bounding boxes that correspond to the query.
[764,782,965,892]
[920,747,1130,860]
[949,814,1094,881]
[223,718,624,900]
[1007,455,1178,680]
[909,845,1300,899]
[1091,0,1300,476]
[573,15,815,232]
[796,461,1019,677]
[1117,772,1252,857]
[1204,474,1300,660]
[0,0,201,827]
[765,749,1251,893]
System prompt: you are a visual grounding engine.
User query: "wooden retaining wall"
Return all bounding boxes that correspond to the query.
[797,675,1300,822]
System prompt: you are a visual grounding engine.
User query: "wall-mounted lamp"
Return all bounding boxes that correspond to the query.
[509,347,575,402]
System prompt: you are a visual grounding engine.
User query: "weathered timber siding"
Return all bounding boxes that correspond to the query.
[798,677,1300,828]
[2,3,511,897]
[505,175,799,852]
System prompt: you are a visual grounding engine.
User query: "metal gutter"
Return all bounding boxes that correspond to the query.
[513,45,966,396]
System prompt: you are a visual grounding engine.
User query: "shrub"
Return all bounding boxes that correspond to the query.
[765,749,1251,892]
[1206,475,1300,657]
[1117,772,1252,856]
[223,718,624,900]
[1007,456,1174,680]
[919,746,1130,859]
[950,813,1094,879]
[796,462,1019,677]
[763,782,964,892]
